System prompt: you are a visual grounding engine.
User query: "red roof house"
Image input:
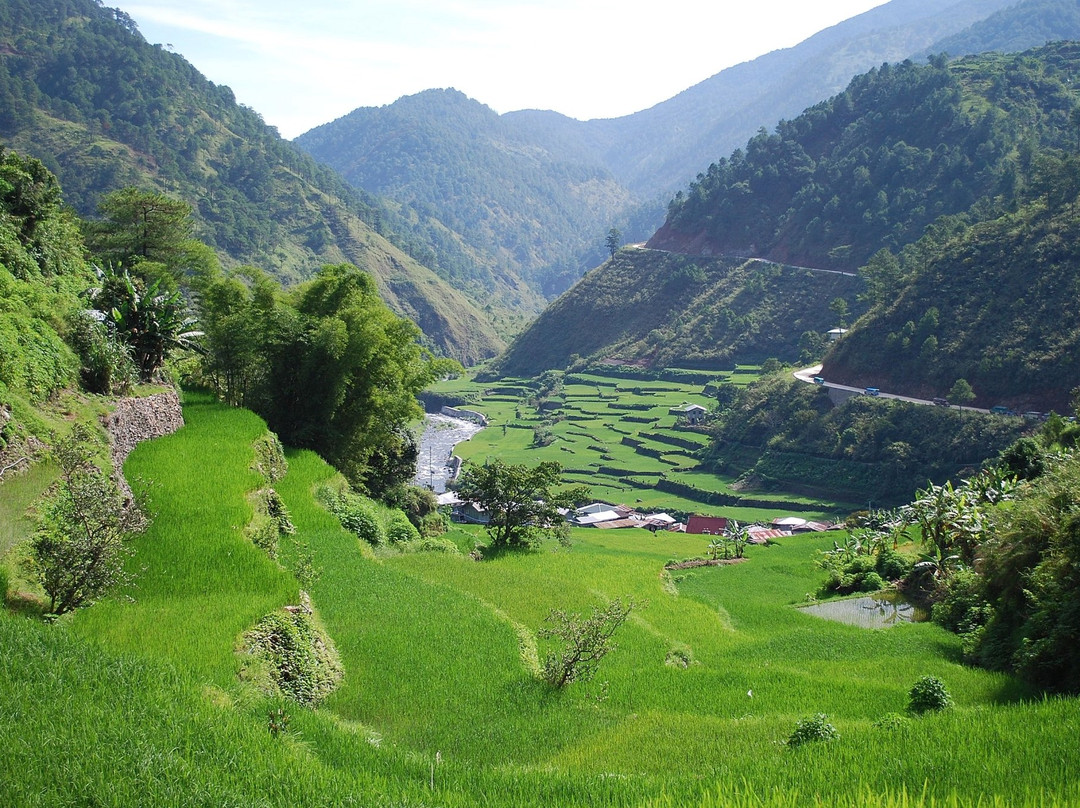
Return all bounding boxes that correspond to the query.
[685,515,729,535]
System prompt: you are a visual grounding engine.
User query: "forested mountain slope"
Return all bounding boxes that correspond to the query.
[916,0,1080,58]
[493,250,860,377]
[296,0,1060,304]
[651,45,1080,271]
[297,90,635,300]
[501,44,1080,396]
[0,0,503,362]
[822,152,1080,412]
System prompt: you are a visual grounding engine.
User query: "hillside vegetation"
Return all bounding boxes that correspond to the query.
[297,89,635,300]
[494,249,860,377]
[653,44,1080,271]
[823,183,1080,411]
[6,395,1080,807]
[0,0,502,361]
[501,44,1080,410]
[702,375,1027,505]
[291,0,1080,306]
[496,44,1080,392]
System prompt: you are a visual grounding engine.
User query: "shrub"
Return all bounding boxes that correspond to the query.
[819,553,887,594]
[319,486,386,546]
[908,675,953,713]
[251,432,288,482]
[385,511,420,544]
[875,547,912,581]
[664,646,693,669]
[873,712,911,731]
[245,518,280,560]
[859,571,885,592]
[539,597,639,688]
[341,501,384,545]
[787,714,839,747]
[931,569,986,632]
[399,536,461,554]
[26,424,148,615]
[419,509,449,537]
[67,311,137,395]
[240,605,343,707]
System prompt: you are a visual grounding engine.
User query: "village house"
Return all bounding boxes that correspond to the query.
[685,515,729,535]
[668,403,708,425]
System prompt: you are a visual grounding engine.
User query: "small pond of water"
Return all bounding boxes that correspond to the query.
[798,592,929,629]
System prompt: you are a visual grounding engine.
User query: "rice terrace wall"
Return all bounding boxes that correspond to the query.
[102,390,184,496]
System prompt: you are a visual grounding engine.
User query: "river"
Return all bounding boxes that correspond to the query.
[412,413,484,493]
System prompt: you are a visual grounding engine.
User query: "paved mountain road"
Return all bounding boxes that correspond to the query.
[793,365,991,415]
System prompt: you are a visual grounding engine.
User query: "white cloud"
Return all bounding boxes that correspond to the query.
[120,0,889,137]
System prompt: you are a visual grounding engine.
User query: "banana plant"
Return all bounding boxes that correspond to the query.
[92,266,202,381]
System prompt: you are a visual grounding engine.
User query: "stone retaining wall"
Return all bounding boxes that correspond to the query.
[101,390,184,496]
[440,405,488,426]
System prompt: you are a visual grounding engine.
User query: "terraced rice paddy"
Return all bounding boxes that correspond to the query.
[3,389,1079,807]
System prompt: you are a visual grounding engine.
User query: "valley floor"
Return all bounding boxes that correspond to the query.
[2,393,1078,807]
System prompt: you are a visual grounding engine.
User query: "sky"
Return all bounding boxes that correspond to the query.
[117,0,891,139]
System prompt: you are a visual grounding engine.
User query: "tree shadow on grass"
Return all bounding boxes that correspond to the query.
[4,590,48,619]
[927,637,1043,706]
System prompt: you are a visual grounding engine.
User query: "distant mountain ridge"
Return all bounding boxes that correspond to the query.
[587,0,1021,194]
[500,42,1080,411]
[0,0,503,363]
[296,0,1038,302]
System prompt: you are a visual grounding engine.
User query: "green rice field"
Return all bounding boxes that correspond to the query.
[426,367,853,522]
[2,391,1079,807]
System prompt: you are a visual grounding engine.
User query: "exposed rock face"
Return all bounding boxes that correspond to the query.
[101,391,184,496]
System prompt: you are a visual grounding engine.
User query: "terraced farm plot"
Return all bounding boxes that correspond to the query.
[4,396,1080,808]
[428,367,853,521]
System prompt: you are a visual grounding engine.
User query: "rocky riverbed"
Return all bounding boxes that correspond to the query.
[412,413,484,493]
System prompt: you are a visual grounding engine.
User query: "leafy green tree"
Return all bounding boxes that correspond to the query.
[259,264,459,496]
[724,518,750,559]
[538,596,639,688]
[85,188,217,288]
[0,148,86,279]
[905,479,984,567]
[829,297,850,329]
[195,266,277,407]
[858,248,903,306]
[25,424,148,616]
[197,262,459,497]
[969,453,1080,691]
[454,459,589,549]
[949,378,976,409]
[605,227,621,259]
[88,188,193,263]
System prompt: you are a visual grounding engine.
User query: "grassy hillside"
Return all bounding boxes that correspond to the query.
[3,395,1080,805]
[0,0,502,362]
[494,249,860,378]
